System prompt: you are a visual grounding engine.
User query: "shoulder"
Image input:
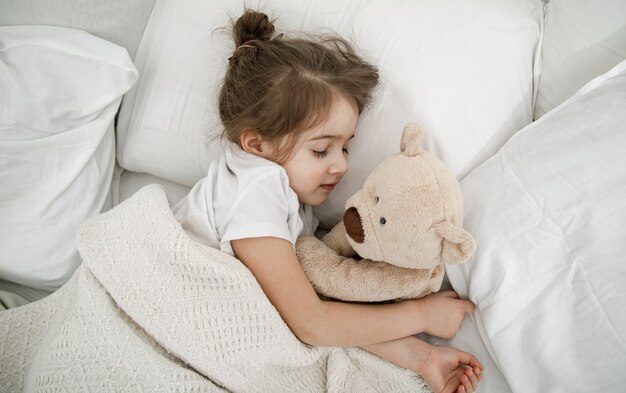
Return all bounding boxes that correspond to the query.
[225,148,295,201]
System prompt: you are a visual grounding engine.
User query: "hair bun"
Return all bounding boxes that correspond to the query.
[233,10,275,46]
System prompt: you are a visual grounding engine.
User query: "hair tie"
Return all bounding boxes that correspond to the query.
[237,41,256,50]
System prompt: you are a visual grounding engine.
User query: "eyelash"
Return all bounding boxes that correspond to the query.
[313,148,349,158]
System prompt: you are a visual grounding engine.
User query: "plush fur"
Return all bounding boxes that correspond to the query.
[296,123,476,302]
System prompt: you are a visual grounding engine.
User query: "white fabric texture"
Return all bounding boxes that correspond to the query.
[0,25,138,290]
[116,169,192,206]
[434,319,513,393]
[534,0,626,119]
[116,0,544,227]
[173,148,318,256]
[0,184,429,393]
[0,0,156,59]
[446,60,626,392]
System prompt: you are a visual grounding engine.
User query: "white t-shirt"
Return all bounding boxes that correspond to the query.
[173,146,319,256]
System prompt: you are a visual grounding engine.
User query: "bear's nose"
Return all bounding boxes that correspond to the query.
[343,207,365,244]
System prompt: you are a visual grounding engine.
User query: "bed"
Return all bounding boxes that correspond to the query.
[1,0,626,392]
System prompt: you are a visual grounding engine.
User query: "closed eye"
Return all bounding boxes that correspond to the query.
[313,150,328,158]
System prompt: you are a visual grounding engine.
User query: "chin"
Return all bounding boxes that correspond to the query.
[301,193,329,206]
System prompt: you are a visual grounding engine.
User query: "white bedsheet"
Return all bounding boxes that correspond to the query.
[447,60,626,392]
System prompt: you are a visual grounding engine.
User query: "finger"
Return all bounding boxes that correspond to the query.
[449,369,467,393]
[462,299,476,312]
[457,351,484,370]
[462,373,475,393]
[465,369,479,390]
[460,374,473,393]
[474,366,483,381]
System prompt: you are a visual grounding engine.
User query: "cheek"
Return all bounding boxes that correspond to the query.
[285,161,318,187]
[310,166,325,179]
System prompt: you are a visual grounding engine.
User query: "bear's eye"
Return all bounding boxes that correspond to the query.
[380,217,386,225]
[374,196,379,203]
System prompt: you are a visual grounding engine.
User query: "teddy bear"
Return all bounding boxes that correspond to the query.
[295,122,476,302]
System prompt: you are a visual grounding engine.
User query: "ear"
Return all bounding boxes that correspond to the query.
[239,128,267,155]
[400,122,423,157]
[432,221,476,265]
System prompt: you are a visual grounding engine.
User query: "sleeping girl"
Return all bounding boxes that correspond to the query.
[173,9,483,393]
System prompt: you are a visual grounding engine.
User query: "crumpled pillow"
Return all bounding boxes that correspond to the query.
[0,25,138,291]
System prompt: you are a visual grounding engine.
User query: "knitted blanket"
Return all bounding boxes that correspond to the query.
[0,185,429,393]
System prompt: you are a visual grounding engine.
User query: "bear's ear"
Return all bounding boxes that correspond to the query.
[400,122,423,157]
[432,221,476,265]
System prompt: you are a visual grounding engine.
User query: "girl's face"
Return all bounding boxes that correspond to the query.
[282,96,358,206]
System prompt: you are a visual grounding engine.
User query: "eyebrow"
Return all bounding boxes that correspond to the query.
[308,134,355,141]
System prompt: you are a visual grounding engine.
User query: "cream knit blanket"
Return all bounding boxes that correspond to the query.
[0,185,429,393]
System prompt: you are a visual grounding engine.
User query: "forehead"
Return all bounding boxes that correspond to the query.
[304,95,358,141]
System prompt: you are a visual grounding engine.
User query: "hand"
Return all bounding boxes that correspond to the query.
[417,290,475,339]
[418,343,484,393]
[360,336,483,393]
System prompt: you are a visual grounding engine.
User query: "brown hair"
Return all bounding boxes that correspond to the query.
[219,9,379,164]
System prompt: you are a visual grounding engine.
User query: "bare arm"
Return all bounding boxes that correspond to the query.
[362,337,483,393]
[231,236,474,347]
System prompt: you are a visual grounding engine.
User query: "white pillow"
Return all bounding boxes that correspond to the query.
[446,60,626,392]
[116,0,544,227]
[0,0,156,59]
[0,26,138,291]
[118,170,191,207]
[533,0,626,119]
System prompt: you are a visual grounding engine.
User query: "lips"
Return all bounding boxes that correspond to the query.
[320,183,337,191]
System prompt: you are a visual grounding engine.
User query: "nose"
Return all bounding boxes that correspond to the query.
[329,151,349,175]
